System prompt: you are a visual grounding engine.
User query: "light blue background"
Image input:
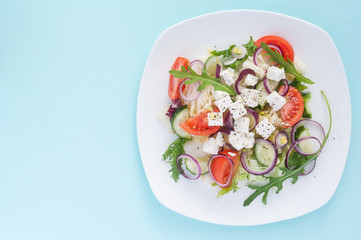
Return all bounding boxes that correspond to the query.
[0,0,360,239]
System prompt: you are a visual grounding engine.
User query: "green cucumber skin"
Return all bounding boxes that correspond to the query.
[171,105,192,139]
[302,92,312,118]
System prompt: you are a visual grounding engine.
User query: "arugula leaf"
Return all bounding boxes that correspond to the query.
[290,79,308,92]
[243,90,332,206]
[169,66,237,96]
[162,138,188,182]
[260,42,314,85]
[210,44,235,57]
[243,36,257,57]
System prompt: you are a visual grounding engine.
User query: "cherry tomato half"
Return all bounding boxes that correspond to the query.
[168,57,189,100]
[278,86,304,128]
[255,35,294,62]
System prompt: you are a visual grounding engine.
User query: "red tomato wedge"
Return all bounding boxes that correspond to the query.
[168,57,189,100]
[210,150,239,188]
[278,86,304,128]
[255,35,294,62]
[179,108,221,136]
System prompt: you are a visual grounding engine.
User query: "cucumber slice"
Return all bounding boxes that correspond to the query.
[204,55,218,77]
[295,127,316,153]
[185,157,209,175]
[247,159,266,182]
[255,79,279,109]
[254,140,277,166]
[302,92,312,118]
[171,105,192,139]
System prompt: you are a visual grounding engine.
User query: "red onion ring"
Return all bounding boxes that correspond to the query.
[240,139,278,176]
[291,119,325,154]
[190,60,204,75]
[179,79,201,101]
[176,154,201,180]
[224,110,233,130]
[245,107,259,131]
[216,64,221,78]
[299,160,316,176]
[234,69,256,94]
[165,98,183,117]
[285,136,321,169]
[225,143,237,151]
[208,154,234,187]
[275,131,289,149]
[278,79,289,96]
[263,77,272,94]
[253,44,283,66]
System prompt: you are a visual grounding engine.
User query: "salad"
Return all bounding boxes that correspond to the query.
[161,35,332,206]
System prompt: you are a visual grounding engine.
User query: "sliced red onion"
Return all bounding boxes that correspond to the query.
[285,136,321,169]
[190,60,204,75]
[240,139,278,176]
[225,143,237,151]
[223,56,237,66]
[245,107,259,131]
[176,154,201,180]
[165,98,183,117]
[216,64,221,78]
[253,44,283,66]
[263,77,272,94]
[224,110,233,129]
[219,128,231,135]
[234,69,256,94]
[275,131,289,149]
[231,45,247,59]
[208,154,234,187]
[179,79,201,101]
[299,160,316,176]
[278,79,289,96]
[291,119,325,153]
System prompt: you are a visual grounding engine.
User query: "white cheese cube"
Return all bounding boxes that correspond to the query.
[212,89,230,100]
[266,66,285,81]
[256,118,276,139]
[234,117,250,133]
[220,68,236,86]
[215,132,224,146]
[203,138,219,155]
[207,112,223,126]
[266,91,286,111]
[229,100,247,120]
[228,131,255,150]
[293,57,306,74]
[242,59,265,79]
[240,89,260,108]
[243,74,259,87]
[214,95,233,112]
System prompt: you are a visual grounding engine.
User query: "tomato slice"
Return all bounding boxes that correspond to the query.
[278,86,304,128]
[179,108,221,136]
[210,150,239,188]
[168,57,189,100]
[254,35,294,62]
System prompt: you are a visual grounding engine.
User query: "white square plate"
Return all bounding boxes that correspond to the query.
[137,10,351,225]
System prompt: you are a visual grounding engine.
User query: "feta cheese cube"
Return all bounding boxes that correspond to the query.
[256,118,276,139]
[240,89,260,108]
[242,59,265,79]
[207,112,223,126]
[228,100,247,120]
[203,138,219,155]
[214,95,233,112]
[220,68,236,86]
[243,74,259,87]
[215,132,224,146]
[266,66,285,81]
[234,117,250,133]
[228,131,255,150]
[212,90,230,100]
[266,91,286,111]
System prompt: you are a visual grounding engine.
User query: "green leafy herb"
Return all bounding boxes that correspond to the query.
[169,66,237,96]
[210,44,235,57]
[243,90,332,206]
[162,138,188,182]
[291,79,308,92]
[243,36,257,57]
[294,125,306,140]
[261,42,315,85]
